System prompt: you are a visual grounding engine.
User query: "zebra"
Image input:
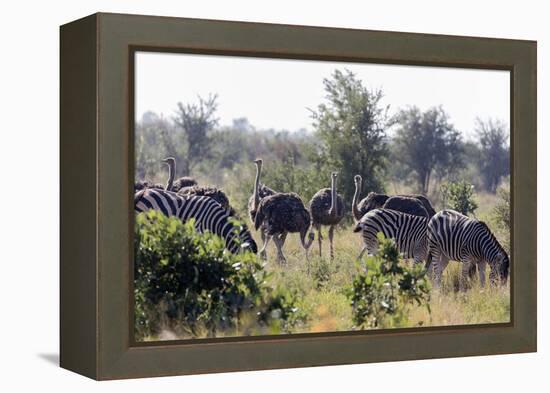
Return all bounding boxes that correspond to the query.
[353,208,429,265]
[427,209,509,290]
[134,188,257,254]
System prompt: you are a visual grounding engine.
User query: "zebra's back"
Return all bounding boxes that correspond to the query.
[135,188,256,254]
[355,208,428,260]
[427,209,481,261]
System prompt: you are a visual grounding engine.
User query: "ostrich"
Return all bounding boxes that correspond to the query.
[352,175,436,220]
[134,180,164,192]
[178,185,231,212]
[248,159,276,222]
[248,159,277,259]
[309,172,345,259]
[161,157,198,192]
[254,192,314,266]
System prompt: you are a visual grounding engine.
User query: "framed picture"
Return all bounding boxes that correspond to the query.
[60,13,537,380]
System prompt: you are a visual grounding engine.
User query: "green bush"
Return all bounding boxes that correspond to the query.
[440,180,478,216]
[134,210,305,340]
[492,179,510,253]
[347,235,431,329]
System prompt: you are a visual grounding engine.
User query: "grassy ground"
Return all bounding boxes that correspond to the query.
[256,226,510,333]
[144,225,509,341]
[142,178,510,339]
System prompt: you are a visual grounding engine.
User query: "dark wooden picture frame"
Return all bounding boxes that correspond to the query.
[60,12,537,380]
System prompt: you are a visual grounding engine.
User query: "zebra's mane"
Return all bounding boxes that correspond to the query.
[477,220,508,257]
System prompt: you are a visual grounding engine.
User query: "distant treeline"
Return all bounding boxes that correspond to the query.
[135,69,510,216]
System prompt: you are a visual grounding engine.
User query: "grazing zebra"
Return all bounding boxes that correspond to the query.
[427,209,509,290]
[135,188,257,254]
[353,208,429,265]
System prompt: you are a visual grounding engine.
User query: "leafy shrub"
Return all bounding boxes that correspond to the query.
[258,287,308,335]
[347,234,431,329]
[134,210,305,339]
[440,180,478,216]
[492,179,510,253]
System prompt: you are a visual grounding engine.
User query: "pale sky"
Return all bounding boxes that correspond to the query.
[135,52,510,140]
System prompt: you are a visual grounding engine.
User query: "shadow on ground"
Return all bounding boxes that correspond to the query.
[38,353,59,366]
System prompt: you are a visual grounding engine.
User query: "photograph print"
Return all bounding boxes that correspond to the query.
[133,52,511,342]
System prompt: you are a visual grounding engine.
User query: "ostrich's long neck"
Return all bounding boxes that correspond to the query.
[165,161,175,191]
[253,164,261,211]
[352,179,362,221]
[329,176,337,217]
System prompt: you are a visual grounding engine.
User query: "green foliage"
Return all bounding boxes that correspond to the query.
[173,94,219,174]
[135,112,175,182]
[492,179,510,252]
[440,180,478,216]
[393,106,463,194]
[348,235,431,329]
[134,210,305,339]
[475,118,510,192]
[257,287,308,334]
[258,152,329,204]
[311,69,390,204]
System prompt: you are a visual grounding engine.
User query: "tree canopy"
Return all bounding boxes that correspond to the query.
[311,69,390,204]
[392,106,463,194]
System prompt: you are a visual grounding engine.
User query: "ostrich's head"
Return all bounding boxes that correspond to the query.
[253,158,263,168]
[162,157,175,166]
[331,171,338,180]
[354,174,362,185]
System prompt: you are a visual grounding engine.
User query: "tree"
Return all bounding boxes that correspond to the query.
[311,69,390,204]
[475,118,509,193]
[393,106,463,194]
[440,180,478,216]
[173,94,219,174]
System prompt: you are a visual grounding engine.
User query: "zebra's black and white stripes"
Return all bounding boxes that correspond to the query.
[427,209,509,289]
[353,208,429,264]
[135,188,257,254]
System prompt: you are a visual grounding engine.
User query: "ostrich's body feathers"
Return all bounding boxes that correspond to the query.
[384,196,429,218]
[254,193,311,235]
[309,188,345,226]
[248,184,277,222]
[134,180,164,192]
[178,185,230,211]
[171,176,198,193]
[355,192,435,219]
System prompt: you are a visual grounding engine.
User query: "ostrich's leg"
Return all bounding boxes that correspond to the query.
[258,234,272,259]
[316,224,323,257]
[328,225,335,260]
[259,230,268,260]
[273,234,287,265]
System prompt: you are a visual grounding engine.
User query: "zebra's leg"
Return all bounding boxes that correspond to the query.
[328,225,335,261]
[272,233,287,265]
[433,253,449,289]
[467,263,477,280]
[357,245,369,273]
[478,260,487,288]
[357,245,368,261]
[460,260,475,292]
